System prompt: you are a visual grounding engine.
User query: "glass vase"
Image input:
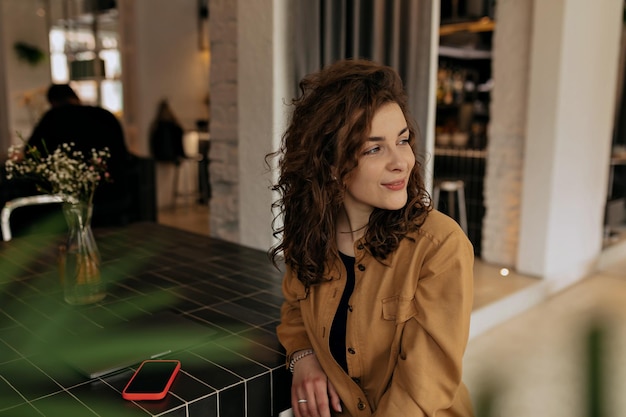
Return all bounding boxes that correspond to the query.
[58,202,106,305]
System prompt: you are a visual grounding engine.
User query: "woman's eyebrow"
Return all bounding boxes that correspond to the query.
[368,126,409,141]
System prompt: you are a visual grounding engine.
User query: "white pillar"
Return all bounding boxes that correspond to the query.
[517,0,622,291]
[209,0,239,242]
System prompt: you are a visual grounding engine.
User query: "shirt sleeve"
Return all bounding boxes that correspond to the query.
[276,265,314,367]
[373,228,475,416]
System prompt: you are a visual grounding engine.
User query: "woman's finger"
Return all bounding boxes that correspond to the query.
[327,378,342,413]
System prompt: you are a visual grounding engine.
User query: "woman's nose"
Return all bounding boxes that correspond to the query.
[387,148,409,171]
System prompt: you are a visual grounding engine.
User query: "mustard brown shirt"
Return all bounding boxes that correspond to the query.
[277,210,475,416]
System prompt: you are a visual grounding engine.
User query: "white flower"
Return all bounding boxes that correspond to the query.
[5,139,111,205]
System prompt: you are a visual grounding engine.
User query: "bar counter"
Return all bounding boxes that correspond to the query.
[0,222,291,417]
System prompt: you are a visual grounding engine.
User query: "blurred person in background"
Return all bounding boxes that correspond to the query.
[22,83,132,227]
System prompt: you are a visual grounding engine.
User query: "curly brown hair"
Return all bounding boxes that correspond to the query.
[268,59,431,287]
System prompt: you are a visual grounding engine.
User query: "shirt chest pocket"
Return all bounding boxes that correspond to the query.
[381,295,418,324]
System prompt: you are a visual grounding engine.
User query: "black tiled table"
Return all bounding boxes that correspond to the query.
[0,223,291,417]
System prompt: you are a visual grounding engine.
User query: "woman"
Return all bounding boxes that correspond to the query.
[270,59,474,417]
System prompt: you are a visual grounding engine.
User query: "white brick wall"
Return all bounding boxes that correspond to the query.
[209,0,239,242]
[481,0,533,266]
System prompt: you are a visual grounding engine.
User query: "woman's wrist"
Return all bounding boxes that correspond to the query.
[288,349,315,373]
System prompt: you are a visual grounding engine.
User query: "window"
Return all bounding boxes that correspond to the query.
[49,21,122,116]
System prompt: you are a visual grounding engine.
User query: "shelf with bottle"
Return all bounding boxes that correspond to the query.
[435,56,491,152]
[436,60,492,103]
[435,91,489,151]
[435,119,488,151]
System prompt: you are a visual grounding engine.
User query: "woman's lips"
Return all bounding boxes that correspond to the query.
[383,180,406,191]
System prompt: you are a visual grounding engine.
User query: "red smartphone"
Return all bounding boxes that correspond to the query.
[122,360,181,401]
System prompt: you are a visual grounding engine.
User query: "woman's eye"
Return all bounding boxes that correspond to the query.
[399,137,410,145]
[363,146,380,155]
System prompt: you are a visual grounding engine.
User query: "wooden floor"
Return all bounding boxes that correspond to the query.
[157,202,211,237]
[463,244,626,417]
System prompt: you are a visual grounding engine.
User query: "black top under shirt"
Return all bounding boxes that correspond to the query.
[329,252,356,373]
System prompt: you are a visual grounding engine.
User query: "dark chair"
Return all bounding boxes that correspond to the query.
[1,194,67,241]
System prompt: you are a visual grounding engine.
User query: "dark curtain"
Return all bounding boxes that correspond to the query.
[293,0,435,157]
[611,26,626,202]
[614,26,626,148]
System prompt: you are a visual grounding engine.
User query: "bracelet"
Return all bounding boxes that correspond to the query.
[288,349,315,373]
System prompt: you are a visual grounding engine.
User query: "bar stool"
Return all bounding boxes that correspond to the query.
[433,179,468,234]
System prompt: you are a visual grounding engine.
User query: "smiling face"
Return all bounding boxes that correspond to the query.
[342,102,416,223]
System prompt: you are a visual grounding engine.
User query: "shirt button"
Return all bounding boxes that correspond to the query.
[357,264,365,271]
[352,377,361,384]
[357,401,366,410]
[357,243,364,250]
[348,347,356,354]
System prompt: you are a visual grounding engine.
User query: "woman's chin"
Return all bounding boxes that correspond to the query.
[379,196,408,211]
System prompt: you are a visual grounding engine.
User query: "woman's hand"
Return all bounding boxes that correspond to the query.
[291,353,342,417]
